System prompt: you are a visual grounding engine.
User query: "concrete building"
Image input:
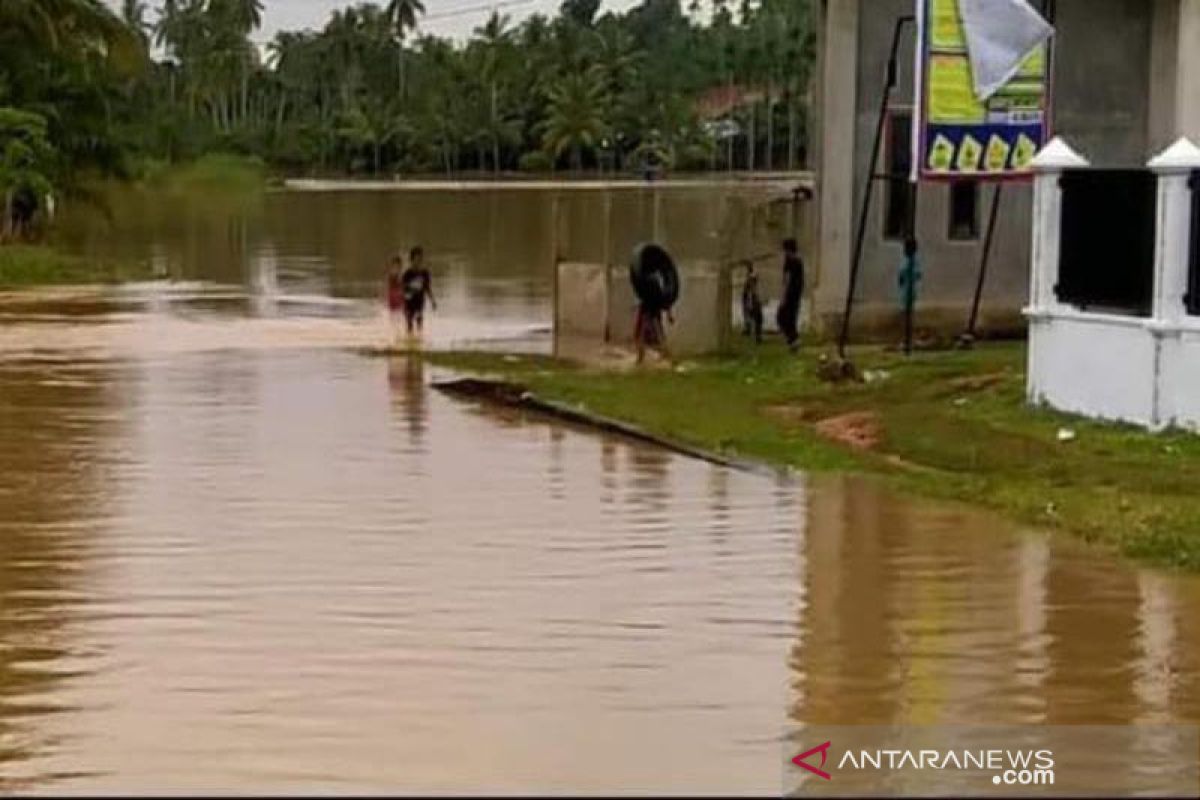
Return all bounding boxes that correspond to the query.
[811,0,1200,340]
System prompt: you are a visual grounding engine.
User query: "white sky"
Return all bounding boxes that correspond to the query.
[107,0,647,44]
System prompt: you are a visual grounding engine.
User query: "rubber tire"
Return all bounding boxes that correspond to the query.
[628,243,680,312]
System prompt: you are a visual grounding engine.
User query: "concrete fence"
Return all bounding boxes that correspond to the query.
[554,259,733,360]
[1025,136,1200,430]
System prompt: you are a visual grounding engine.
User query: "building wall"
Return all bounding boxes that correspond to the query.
[1052,0,1153,163]
[1176,0,1200,140]
[814,0,1176,340]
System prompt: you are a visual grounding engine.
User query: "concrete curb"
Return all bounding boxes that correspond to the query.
[432,377,790,479]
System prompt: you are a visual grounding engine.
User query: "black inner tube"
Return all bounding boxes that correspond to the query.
[629,243,680,311]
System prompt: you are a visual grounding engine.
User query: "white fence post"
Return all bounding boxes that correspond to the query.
[1147,138,1200,429]
[1026,138,1089,315]
[1025,138,1088,407]
[1147,138,1200,326]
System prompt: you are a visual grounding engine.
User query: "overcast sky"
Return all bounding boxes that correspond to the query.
[107,0,647,44]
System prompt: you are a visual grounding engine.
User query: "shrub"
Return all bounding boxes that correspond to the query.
[518,151,554,172]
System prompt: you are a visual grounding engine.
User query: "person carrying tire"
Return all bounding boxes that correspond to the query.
[629,243,678,365]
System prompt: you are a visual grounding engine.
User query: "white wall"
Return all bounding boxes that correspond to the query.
[1027,313,1158,426]
[1157,331,1200,431]
[1025,137,1200,432]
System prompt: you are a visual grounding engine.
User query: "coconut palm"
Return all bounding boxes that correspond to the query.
[540,72,609,172]
[385,0,426,97]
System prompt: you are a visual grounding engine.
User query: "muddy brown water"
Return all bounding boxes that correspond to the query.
[1,188,1198,793]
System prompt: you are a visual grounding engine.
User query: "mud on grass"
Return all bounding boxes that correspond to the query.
[431,341,1200,570]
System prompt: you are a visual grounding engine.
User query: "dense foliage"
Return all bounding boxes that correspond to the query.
[0,0,814,209]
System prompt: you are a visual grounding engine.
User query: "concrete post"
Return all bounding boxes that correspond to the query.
[1027,138,1090,313]
[1177,0,1200,141]
[1025,138,1089,407]
[602,190,613,343]
[1148,138,1200,325]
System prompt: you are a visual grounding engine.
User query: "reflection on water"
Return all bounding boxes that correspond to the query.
[0,340,1198,792]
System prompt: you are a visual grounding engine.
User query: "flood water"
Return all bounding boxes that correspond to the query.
[2,188,1199,793]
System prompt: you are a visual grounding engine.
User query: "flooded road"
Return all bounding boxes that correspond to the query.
[0,189,1198,793]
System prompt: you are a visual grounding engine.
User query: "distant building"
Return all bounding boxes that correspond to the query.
[809,0,1200,339]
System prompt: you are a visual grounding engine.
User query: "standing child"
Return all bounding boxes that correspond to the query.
[384,254,406,342]
[400,245,437,336]
[741,260,764,343]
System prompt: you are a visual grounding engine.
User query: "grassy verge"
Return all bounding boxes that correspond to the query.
[137,153,270,195]
[431,341,1200,570]
[0,244,149,288]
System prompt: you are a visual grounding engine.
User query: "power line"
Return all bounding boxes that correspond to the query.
[423,0,538,23]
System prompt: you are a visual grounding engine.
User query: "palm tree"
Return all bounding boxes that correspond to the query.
[385,0,426,97]
[476,12,513,174]
[540,72,609,173]
[1,0,139,63]
[121,0,150,47]
[227,0,264,33]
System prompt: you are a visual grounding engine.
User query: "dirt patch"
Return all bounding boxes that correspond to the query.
[814,411,883,452]
[947,372,1010,393]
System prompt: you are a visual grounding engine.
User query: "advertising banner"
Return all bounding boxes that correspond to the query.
[914,0,1053,181]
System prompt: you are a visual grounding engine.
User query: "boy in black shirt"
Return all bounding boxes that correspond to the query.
[776,238,805,351]
[400,245,437,335]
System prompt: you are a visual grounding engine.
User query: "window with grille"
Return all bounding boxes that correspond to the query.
[948,181,980,241]
[1056,169,1156,317]
[883,110,913,241]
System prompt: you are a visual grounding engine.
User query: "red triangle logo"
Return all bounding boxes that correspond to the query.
[792,741,833,780]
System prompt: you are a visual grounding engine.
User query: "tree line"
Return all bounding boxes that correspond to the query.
[1,0,813,231]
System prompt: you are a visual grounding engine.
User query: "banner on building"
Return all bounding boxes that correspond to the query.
[913,0,1053,181]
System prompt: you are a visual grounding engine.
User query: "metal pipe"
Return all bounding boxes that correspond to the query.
[837,15,914,360]
[966,183,1004,338]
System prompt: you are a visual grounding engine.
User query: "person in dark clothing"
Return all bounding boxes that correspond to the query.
[400,245,437,335]
[776,238,805,351]
[741,260,764,343]
[635,296,673,364]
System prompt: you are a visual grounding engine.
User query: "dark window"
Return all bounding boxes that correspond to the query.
[1057,169,1156,316]
[948,181,979,240]
[883,110,913,240]
[1188,171,1200,316]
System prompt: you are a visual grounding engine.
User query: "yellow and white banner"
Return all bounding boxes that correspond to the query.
[913,0,1054,181]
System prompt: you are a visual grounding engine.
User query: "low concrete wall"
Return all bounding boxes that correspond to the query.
[1024,137,1200,432]
[1027,311,1159,426]
[556,260,732,359]
[1156,329,1200,431]
[1028,311,1200,431]
[555,262,608,342]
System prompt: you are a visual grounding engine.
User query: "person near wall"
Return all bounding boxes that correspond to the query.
[776,238,805,351]
[635,290,674,364]
[741,260,764,343]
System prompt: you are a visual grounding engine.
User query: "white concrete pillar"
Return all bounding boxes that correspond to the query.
[1147,138,1200,324]
[1027,138,1090,313]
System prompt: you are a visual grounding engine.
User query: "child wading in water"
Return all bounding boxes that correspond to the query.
[386,246,437,343]
[385,255,407,342]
